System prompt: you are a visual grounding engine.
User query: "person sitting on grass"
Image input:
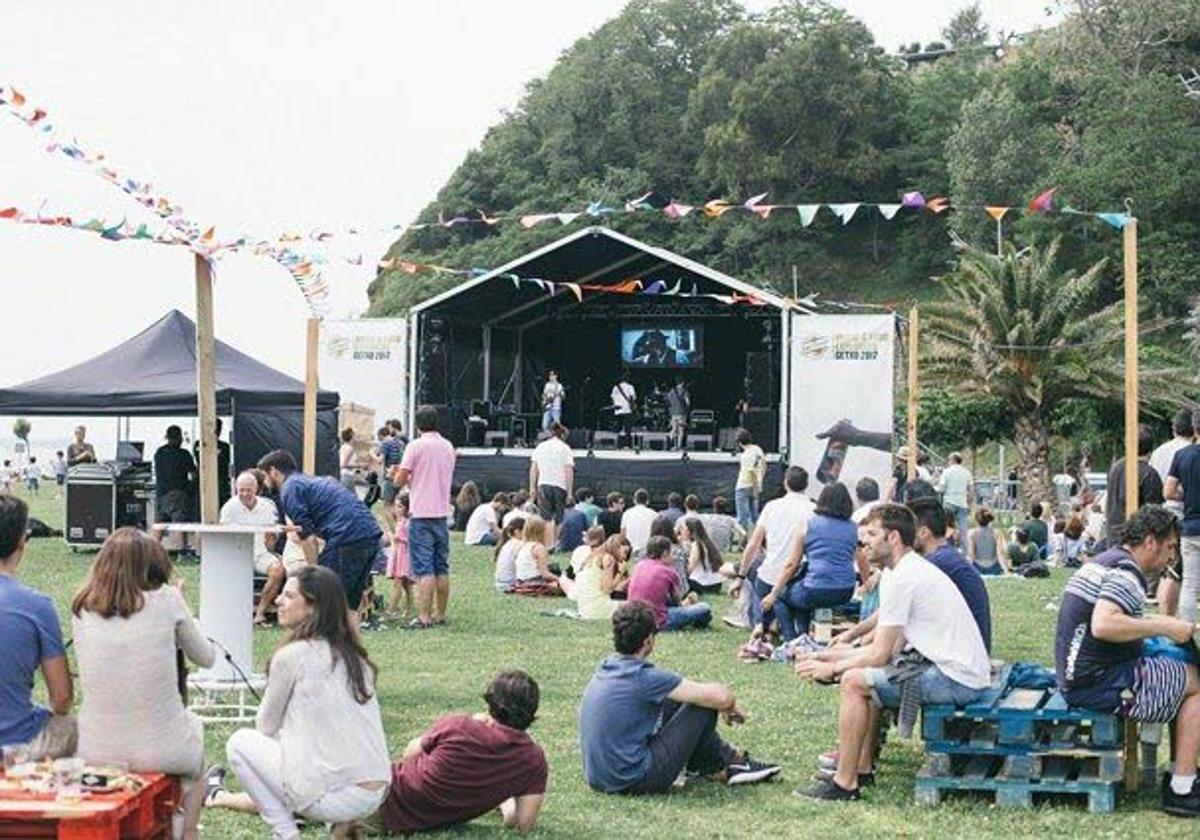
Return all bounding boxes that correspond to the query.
[646,514,690,588]
[795,504,991,802]
[601,533,633,599]
[554,495,588,555]
[1007,527,1039,572]
[966,507,1007,576]
[1053,504,1200,818]
[465,492,508,547]
[0,494,76,761]
[364,670,547,834]
[493,517,527,592]
[679,516,725,595]
[514,516,558,587]
[565,526,620,620]
[579,601,780,794]
[628,536,710,631]
[574,487,602,528]
[597,492,625,538]
[698,495,745,553]
[206,566,390,839]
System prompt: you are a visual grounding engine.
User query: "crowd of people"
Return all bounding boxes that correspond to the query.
[3,405,1200,838]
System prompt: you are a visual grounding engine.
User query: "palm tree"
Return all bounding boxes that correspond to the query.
[922,238,1182,507]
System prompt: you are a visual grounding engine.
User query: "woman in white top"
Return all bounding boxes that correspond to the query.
[207,565,389,840]
[679,516,726,594]
[72,528,216,840]
[572,526,619,620]
[493,517,527,591]
[515,516,556,584]
[338,428,357,490]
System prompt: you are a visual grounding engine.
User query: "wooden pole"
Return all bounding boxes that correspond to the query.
[194,254,219,524]
[303,317,319,473]
[1123,219,1138,520]
[907,305,919,481]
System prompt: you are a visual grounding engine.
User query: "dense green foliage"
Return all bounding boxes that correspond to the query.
[370,0,1200,320]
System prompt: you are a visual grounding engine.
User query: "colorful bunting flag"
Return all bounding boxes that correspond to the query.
[877,204,901,220]
[828,203,860,225]
[1028,187,1058,214]
[984,206,1010,221]
[901,191,925,209]
[796,205,819,226]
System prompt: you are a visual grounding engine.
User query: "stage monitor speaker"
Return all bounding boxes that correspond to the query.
[741,408,777,452]
[744,351,775,408]
[718,427,740,452]
[567,428,592,450]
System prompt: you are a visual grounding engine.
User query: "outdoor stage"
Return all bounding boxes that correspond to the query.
[454,446,786,504]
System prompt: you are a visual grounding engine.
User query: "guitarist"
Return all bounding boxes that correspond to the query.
[610,372,637,447]
[541,370,566,430]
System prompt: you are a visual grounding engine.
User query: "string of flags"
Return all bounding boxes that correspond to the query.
[1,81,1137,318]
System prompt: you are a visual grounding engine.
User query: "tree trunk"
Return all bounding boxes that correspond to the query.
[1014,412,1053,510]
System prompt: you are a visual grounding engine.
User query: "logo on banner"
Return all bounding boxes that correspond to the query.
[324,334,402,362]
[800,330,890,361]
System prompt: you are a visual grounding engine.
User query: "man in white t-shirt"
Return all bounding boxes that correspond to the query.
[529,423,575,547]
[541,370,566,430]
[731,467,814,632]
[935,452,972,546]
[465,493,508,547]
[219,471,288,626]
[1151,408,1194,518]
[610,375,637,446]
[795,503,990,801]
[620,488,658,555]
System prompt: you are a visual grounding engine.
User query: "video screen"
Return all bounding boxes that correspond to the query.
[620,324,704,368]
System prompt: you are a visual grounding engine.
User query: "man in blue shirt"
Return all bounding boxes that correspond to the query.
[376,425,405,531]
[578,601,780,794]
[0,494,76,759]
[909,499,992,653]
[257,449,382,608]
[553,497,587,554]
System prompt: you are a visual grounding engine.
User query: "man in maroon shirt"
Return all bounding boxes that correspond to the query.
[369,671,547,834]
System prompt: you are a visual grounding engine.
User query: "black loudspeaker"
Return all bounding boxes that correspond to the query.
[744,351,775,407]
[567,428,591,450]
[718,427,740,452]
[419,315,450,405]
[741,408,778,452]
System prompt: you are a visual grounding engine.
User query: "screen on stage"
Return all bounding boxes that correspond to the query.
[620,324,704,368]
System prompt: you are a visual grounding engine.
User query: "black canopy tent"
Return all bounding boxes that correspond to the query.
[0,310,340,475]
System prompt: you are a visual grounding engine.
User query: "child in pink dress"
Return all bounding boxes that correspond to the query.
[386,494,415,619]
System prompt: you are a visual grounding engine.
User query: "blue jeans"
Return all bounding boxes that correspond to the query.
[774,579,855,642]
[474,531,497,547]
[542,406,561,429]
[946,503,969,547]
[864,665,985,709]
[665,603,712,631]
[318,538,379,607]
[408,518,450,578]
[734,488,758,531]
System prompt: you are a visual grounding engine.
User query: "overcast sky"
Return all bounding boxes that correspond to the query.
[0,0,1058,452]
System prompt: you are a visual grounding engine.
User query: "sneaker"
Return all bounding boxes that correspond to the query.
[726,757,781,786]
[817,750,839,771]
[814,766,874,787]
[1162,775,1200,818]
[738,639,774,662]
[794,778,860,801]
[723,613,750,629]
[203,765,226,807]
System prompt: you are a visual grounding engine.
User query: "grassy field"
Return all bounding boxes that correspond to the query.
[10,487,1195,839]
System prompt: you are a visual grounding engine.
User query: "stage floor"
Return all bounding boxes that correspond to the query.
[454,447,785,505]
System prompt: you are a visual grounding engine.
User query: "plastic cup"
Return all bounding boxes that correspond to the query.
[2,743,30,773]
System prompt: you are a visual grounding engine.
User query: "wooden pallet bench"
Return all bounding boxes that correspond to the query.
[921,686,1123,751]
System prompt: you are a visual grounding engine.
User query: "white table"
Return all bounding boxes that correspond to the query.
[156,523,281,721]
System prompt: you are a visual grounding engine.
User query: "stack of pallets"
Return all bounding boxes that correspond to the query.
[914,686,1124,813]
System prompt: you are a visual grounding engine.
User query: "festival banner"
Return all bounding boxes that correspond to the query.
[788,313,895,497]
[319,318,408,426]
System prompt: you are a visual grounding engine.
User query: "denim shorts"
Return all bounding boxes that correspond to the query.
[864,665,984,709]
[408,517,450,578]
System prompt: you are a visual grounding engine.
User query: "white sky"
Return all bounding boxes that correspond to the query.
[0,0,1057,455]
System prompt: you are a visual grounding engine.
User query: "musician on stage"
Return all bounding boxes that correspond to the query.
[610,373,637,447]
[541,370,565,430]
[667,378,690,450]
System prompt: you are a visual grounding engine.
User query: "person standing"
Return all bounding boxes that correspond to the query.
[154,426,197,551]
[192,418,233,508]
[666,379,690,450]
[529,423,575,549]
[392,405,456,629]
[1151,410,1194,519]
[1165,430,1200,622]
[51,451,67,499]
[936,452,973,546]
[610,374,637,447]
[257,449,382,610]
[1107,424,1164,547]
[541,370,565,430]
[734,430,765,533]
[376,425,405,532]
[67,425,97,466]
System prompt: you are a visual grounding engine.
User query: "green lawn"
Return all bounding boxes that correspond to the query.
[10,487,1195,838]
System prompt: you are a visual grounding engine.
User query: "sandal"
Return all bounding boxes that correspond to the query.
[203,765,226,807]
[405,618,432,630]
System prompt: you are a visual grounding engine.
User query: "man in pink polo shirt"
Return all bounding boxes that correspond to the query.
[394,405,457,629]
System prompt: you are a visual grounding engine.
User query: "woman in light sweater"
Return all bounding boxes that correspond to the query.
[72,528,215,840]
[207,565,389,839]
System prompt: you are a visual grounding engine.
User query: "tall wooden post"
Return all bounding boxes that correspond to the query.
[303,317,319,473]
[194,254,219,523]
[907,305,919,481]
[1123,219,1139,519]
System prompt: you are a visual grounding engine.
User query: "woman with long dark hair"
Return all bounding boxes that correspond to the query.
[207,565,389,839]
[679,516,725,594]
[72,528,215,840]
[453,481,481,531]
[758,482,858,641]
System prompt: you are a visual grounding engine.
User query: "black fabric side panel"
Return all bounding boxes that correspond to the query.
[232,408,339,478]
[453,453,785,508]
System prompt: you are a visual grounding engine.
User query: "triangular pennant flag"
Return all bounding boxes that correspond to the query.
[752,205,777,219]
[479,209,501,226]
[626,191,654,211]
[984,206,1010,221]
[0,207,20,219]
[100,219,127,240]
[796,205,819,226]
[643,280,666,295]
[926,196,950,214]
[828,203,860,224]
[1027,187,1058,213]
[556,212,580,225]
[901,191,925,209]
[612,279,643,294]
[743,192,769,209]
[519,214,555,228]
[703,199,733,218]
[1097,212,1132,229]
[563,282,583,302]
[877,204,901,220]
[509,274,520,288]
[664,279,682,296]
[10,87,26,106]
[663,202,693,218]
[586,201,615,217]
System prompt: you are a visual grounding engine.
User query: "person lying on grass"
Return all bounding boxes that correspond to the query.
[579,601,780,794]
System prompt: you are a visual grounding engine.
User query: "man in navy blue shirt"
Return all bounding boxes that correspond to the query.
[1165,430,1200,623]
[1053,505,1199,818]
[908,499,992,653]
[578,601,779,795]
[376,425,405,530]
[257,449,382,608]
[553,496,587,554]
